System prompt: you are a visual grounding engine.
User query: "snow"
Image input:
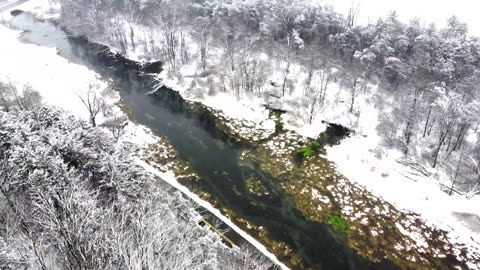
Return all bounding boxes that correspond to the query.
[0,1,161,147]
[138,160,290,270]
[0,0,16,8]
[284,119,327,139]
[0,0,107,121]
[325,92,480,252]
[0,24,103,120]
[157,64,271,123]
[202,92,268,122]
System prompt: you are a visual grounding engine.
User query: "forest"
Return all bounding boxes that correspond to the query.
[52,0,480,195]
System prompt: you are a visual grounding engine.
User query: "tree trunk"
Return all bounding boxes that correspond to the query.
[450,154,462,196]
[350,77,358,113]
[404,121,412,155]
[423,107,431,137]
[201,44,206,70]
[221,76,227,92]
[129,25,136,51]
[350,96,355,113]
[200,30,208,71]
[250,61,257,93]
[433,132,447,168]
[445,124,469,160]
[319,71,331,107]
[404,87,422,155]
[446,131,454,152]
[428,117,436,136]
[282,62,291,97]
[454,124,469,151]
[309,96,318,125]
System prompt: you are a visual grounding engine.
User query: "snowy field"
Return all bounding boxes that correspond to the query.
[1,0,479,265]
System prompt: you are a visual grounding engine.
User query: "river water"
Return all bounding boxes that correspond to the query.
[10,13,401,270]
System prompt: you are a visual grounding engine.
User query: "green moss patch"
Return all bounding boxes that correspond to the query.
[329,216,348,234]
[269,110,284,133]
[295,140,321,162]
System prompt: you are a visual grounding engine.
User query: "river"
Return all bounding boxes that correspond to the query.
[7,12,421,270]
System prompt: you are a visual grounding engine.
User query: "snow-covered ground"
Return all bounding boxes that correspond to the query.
[0,21,102,119]
[326,100,480,245]
[2,0,480,264]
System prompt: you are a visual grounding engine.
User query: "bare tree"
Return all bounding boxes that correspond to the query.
[303,68,332,124]
[280,52,292,97]
[0,104,276,270]
[193,17,212,71]
[0,82,43,117]
[238,33,264,95]
[466,155,480,196]
[152,1,188,69]
[346,1,361,28]
[402,85,424,155]
[101,114,128,142]
[77,83,106,127]
[217,18,240,73]
[346,75,367,113]
[219,244,278,270]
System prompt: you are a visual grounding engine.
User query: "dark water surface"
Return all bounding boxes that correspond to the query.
[13,13,401,270]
